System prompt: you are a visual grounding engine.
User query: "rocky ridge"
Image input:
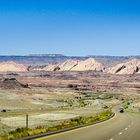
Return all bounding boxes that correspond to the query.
[107,59,140,74]
[0,61,27,72]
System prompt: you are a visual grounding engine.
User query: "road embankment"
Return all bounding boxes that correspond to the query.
[0,110,115,140]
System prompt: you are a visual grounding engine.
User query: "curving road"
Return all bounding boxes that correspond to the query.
[37,111,140,140]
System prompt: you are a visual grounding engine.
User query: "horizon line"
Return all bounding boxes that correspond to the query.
[0,54,139,57]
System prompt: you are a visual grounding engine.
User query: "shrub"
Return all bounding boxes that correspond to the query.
[1,109,7,112]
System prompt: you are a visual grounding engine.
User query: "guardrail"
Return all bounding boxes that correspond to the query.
[17,112,115,140]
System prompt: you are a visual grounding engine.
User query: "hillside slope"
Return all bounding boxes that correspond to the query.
[107,59,140,74]
[0,61,27,72]
[30,58,105,72]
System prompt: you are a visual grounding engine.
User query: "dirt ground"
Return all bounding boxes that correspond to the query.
[0,71,140,134]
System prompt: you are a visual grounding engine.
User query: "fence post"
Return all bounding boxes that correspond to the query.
[26,114,29,129]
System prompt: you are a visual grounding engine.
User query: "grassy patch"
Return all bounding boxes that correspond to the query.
[0,110,113,140]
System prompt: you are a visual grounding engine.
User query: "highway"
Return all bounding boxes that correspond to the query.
[37,111,140,140]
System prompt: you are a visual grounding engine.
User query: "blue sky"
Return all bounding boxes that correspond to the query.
[0,0,140,56]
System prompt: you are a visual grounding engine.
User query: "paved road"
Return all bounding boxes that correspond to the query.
[37,111,140,140]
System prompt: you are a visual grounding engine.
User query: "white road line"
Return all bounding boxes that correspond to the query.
[119,132,123,135]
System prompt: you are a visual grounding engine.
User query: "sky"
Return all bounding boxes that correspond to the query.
[0,0,140,56]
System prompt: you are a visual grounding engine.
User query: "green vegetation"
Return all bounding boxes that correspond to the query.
[79,91,117,101]
[0,110,113,140]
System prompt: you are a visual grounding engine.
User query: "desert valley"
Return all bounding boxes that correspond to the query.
[0,55,140,139]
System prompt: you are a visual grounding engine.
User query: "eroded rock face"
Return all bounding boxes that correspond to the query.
[58,59,79,71]
[107,59,140,74]
[28,58,140,75]
[0,78,28,89]
[0,61,27,72]
[30,58,105,72]
[70,58,104,72]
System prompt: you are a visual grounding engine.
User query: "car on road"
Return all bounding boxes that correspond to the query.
[119,107,124,113]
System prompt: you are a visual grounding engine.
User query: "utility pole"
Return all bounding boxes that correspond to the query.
[26,114,29,128]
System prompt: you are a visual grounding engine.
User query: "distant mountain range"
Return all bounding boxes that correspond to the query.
[0,54,139,66]
[0,54,140,74]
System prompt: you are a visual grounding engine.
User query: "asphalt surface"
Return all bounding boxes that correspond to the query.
[36,111,140,140]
